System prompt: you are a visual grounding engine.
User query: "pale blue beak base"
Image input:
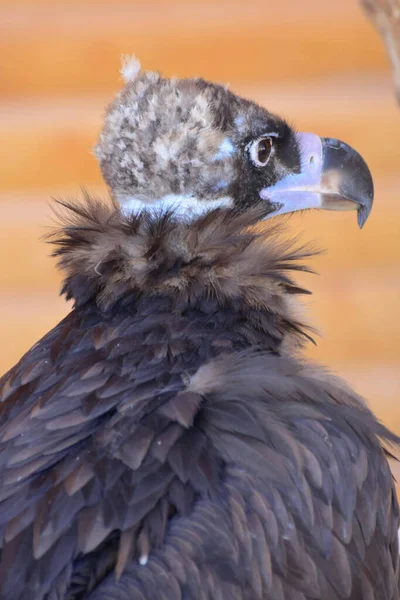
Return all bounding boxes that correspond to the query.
[260,133,374,228]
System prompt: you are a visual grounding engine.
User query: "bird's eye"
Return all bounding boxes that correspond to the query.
[249,136,273,167]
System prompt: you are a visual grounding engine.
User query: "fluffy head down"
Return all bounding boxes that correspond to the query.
[95,56,299,214]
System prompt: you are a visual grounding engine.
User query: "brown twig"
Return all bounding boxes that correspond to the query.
[361,0,400,103]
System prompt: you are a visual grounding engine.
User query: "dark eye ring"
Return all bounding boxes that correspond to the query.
[249,136,273,167]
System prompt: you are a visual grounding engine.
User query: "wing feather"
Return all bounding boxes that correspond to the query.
[0,311,398,599]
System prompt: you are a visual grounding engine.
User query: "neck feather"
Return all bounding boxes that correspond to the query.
[48,194,316,349]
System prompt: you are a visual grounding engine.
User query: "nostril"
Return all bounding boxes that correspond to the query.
[309,155,315,168]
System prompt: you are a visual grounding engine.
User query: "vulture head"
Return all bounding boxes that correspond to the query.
[96,55,373,227]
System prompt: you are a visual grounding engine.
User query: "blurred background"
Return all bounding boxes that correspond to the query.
[0,1,399,442]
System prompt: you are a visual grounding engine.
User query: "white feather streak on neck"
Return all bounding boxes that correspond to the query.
[119,193,234,218]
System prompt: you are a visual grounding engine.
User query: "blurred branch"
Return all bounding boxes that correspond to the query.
[361,0,400,103]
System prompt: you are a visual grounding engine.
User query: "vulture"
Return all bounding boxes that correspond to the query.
[0,55,398,600]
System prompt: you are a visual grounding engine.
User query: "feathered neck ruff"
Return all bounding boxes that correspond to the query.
[48,194,315,343]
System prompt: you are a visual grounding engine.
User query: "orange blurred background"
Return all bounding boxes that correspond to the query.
[0,1,399,444]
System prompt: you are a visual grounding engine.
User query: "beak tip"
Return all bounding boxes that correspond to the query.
[357,203,372,229]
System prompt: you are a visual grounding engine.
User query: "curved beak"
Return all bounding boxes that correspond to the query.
[260,133,374,228]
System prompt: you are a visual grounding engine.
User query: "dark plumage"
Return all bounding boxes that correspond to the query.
[0,57,396,599]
